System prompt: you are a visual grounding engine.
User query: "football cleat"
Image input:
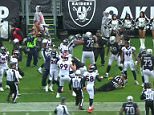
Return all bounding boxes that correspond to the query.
[5,85,10,89]
[79,106,84,110]
[104,73,109,78]
[49,85,53,92]
[0,87,4,92]
[56,93,60,98]
[87,106,94,113]
[87,108,93,113]
[38,67,43,74]
[72,91,76,97]
[135,80,139,85]
[45,85,48,92]
[141,83,144,87]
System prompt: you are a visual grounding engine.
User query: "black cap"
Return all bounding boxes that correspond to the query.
[61,97,66,104]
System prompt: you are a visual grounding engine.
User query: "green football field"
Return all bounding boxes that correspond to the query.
[0,36,154,114]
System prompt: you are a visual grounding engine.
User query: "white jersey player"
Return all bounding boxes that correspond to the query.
[59,39,69,54]
[121,41,139,85]
[0,46,9,91]
[49,49,59,91]
[84,65,102,113]
[56,53,76,98]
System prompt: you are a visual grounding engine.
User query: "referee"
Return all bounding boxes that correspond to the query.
[140,83,154,115]
[6,62,19,103]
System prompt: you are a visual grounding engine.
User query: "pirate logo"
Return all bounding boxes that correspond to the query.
[68,0,96,27]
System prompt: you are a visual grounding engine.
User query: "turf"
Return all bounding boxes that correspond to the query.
[0,36,154,114]
[0,111,146,115]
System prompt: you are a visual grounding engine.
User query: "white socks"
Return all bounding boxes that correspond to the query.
[140,38,145,49]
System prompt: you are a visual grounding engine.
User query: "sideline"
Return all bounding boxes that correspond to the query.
[0,102,145,112]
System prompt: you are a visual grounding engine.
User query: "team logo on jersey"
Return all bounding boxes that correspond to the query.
[68,0,96,27]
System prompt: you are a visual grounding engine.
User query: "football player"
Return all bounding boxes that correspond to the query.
[135,47,147,86]
[140,83,154,115]
[74,32,95,65]
[71,56,87,78]
[141,49,154,83]
[135,11,149,49]
[6,62,20,103]
[105,36,123,78]
[59,39,69,54]
[119,96,140,115]
[0,46,9,91]
[70,70,84,110]
[96,74,126,92]
[121,41,139,85]
[41,48,52,92]
[54,97,70,115]
[38,38,52,73]
[12,39,23,61]
[83,65,102,113]
[56,53,76,98]
[10,50,23,79]
[48,49,59,91]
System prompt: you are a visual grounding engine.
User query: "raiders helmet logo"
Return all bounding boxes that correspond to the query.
[68,0,96,27]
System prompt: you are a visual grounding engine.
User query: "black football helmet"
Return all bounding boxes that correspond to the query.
[51,50,57,58]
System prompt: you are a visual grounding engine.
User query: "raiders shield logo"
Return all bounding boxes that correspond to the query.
[68,0,96,27]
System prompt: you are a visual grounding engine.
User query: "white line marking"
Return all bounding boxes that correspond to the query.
[25,113,30,115]
[2,113,6,115]
[0,102,145,112]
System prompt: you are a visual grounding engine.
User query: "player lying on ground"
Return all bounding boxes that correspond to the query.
[96,73,126,92]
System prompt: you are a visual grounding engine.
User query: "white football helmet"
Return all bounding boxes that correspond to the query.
[109,36,116,44]
[146,49,152,55]
[85,32,92,38]
[42,39,48,44]
[127,96,133,102]
[13,39,19,43]
[75,70,81,75]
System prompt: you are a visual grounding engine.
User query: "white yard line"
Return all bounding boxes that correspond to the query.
[0,102,145,112]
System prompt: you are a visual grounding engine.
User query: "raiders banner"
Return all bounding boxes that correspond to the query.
[63,0,154,29]
[0,0,19,39]
[0,0,19,21]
